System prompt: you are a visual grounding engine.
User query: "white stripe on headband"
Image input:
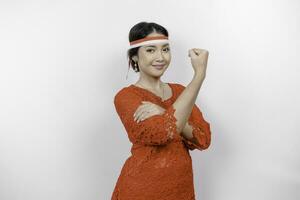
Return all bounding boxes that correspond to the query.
[129,36,169,49]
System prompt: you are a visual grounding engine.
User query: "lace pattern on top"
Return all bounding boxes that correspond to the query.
[181,104,211,151]
[114,88,179,146]
[165,105,177,140]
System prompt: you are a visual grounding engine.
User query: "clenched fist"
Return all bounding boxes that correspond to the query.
[188,48,209,77]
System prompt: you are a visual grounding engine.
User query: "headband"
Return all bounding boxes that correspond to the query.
[126,35,169,80]
[128,35,169,49]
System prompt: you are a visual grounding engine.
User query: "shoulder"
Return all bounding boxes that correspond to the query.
[169,82,186,92]
[114,85,141,104]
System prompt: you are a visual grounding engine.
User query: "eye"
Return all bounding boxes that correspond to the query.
[163,47,170,52]
[146,49,155,53]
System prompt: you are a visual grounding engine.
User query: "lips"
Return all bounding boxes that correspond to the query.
[152,64,165,70]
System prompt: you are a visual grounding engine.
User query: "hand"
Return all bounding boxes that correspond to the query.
[188,48,209,77]
[133,101,166,123]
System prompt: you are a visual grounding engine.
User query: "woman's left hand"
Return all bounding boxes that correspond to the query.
[133,101,166,123]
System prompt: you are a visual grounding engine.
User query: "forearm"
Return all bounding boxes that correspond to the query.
[181,122,199,144]
[173,73,205,133]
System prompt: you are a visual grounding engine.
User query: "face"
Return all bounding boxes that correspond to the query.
[132,32,171,78]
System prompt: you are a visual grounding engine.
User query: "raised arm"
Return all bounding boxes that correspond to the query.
[173,48,208,133]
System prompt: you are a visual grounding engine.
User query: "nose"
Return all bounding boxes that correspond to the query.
[155,50,164,61]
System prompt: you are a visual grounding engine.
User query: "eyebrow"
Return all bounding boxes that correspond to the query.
[145,44,169,48]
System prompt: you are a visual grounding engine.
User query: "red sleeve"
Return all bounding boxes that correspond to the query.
[114,88,179,146]
[174,83,212,151]
[182,103,212,151]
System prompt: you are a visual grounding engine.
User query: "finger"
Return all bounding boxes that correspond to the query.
[134,108,145,121]
[189,49,197,58]
[138,108,154,122]
[193,49,201,56]
[136,102,152,113]
[142,101,154,106]
[194,48,208,55]
[134,103,148,117]
[134,102,157,121]
[134,105,146,121]
[193,49,199,56]
[134,105,151,121]
[138,105,156,122]
[135,103,159,122]
[142,101,153,104]
[136,110,149,122]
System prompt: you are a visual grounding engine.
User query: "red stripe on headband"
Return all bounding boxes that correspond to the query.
[130,35,168,45]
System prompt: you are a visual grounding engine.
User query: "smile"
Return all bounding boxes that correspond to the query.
[152,64,165,70]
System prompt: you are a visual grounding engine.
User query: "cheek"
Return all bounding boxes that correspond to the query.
[140,54,154,64]
[165,55,171,63]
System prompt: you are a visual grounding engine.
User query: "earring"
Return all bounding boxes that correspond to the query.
[134,62,138,72]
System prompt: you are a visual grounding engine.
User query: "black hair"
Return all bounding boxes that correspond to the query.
[127,22,169,72]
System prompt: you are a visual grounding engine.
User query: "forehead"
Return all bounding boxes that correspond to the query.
[143,43,169,48]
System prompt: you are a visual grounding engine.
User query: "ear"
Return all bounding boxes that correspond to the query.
[132,55,138,63]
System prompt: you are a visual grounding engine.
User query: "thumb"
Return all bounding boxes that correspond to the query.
[188,49,196,58]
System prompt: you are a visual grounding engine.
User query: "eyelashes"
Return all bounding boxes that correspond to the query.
[146,48,170,53]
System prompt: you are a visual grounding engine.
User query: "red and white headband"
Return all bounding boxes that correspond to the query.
[128,35,169,49]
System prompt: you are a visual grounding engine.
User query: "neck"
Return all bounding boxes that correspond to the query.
[136,74,164,90]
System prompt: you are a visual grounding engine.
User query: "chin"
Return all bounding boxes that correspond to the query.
[152,69,165,75]
[149,70,164,77]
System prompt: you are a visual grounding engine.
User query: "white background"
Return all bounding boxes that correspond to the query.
[0,0,299,199]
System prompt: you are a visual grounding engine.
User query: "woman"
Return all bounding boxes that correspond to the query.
[111,21,211,200]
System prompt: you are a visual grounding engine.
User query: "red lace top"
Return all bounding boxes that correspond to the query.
[111,82,211,200]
